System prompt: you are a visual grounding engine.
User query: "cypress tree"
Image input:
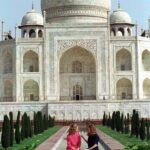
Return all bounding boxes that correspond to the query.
[116,111,121,132]
[124,116,128,134]
[120,113,124,133]
[49,115,55,127]
[111,111,116,130]
[43,114,48,130]
[146,120,150,140]
[27,116,33,138]
[131,110,136,136]
[1,115,10,149]
[102,112,106,126]
[34,112,37,135]
[15,111,21,144]
[37,111,43,133]
[126,113,130,134]
[21,114,25,140]
[139,118,145,140]
[24,113,29,138]
[135,112,140,138]
[9,112,14,147]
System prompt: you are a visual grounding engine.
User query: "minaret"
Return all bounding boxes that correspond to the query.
[1,20,4,41]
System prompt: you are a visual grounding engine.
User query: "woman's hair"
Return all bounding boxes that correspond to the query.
[68,124,78,134]
[87,124,97,135]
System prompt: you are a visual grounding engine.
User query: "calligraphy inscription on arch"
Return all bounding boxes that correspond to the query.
[57,39,97,56]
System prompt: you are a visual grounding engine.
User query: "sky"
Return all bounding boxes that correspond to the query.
[0,0,149,37]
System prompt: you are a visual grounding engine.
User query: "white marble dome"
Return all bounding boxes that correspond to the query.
[21,9,43,26]
[110,9,132,25]
[41,0,111,10]
[41,0,111,23]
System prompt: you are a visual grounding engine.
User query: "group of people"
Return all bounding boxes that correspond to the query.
[66,123,100,150]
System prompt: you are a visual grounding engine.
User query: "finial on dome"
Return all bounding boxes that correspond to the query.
[32,0,34,10]
[118,0,121,9]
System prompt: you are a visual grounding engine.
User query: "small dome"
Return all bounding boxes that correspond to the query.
[21,9,43,26]
[110,9,132,25]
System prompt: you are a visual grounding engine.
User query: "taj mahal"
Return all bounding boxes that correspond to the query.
[0,0,150,121]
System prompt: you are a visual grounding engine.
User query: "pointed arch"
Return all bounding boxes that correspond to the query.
[29,29,36,38]
[23,79,39,101]
[23,50,39,72]
[111,28,116,37]
[59,46,96,100]
[143,78,150,99]
[3,51,13,74]
[38,30,43,38]
[117,28,125,36]
[4,80,13,101]
[116,78,132,100]
[142,50,150,71]
[116,49,132,71]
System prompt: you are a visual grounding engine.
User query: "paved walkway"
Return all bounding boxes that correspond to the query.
[97,129,125,150]
[35,126,68,150]
[35,126,124,150]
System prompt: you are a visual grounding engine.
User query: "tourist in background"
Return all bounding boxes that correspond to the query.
[82,124,100,150]
[66,124,81,150]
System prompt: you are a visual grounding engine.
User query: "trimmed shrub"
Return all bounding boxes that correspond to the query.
[139,118,145,140]
[120,113,124,133]
[1,115,10,149]
[111,111,116,130]
[102,112,106,126]
[15,111,21,144]
[21,114,25,140]
[9,112,14,147]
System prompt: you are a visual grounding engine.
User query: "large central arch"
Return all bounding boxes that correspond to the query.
[59,46,96,101]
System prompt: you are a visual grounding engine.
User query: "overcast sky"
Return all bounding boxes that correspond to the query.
[0,0,149,36]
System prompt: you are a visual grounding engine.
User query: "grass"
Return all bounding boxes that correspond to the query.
[97,125,149,146]
[0,126,61,150]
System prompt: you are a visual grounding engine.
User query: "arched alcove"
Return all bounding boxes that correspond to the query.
[23,50,39,72]
[24,80,39,101]
[116,49,132,71]
[116,78,132,100]
[59,46,96,100]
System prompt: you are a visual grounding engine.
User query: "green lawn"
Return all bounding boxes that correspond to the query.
[0,126,61,150]
[97,125,149,146]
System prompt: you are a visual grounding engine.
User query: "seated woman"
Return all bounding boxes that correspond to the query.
[66,124,81,150]
[82,124,100,150]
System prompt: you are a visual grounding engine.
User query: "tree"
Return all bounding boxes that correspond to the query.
[116,111,121,132]
[139,118,145,140]
[24,113,29,138]
[120,113,124,133]
[34,112,37,135]
[111,111,116,130]
[49,115,55,127]
[27,116,33,138]
[131,110,136,136]
[146,120,150,140]
[1,115,10,149]
[9,112,14,147]
[102,112,106,126]
[135,112,140,138]
[21,114,25,140]
[15,111,21,144]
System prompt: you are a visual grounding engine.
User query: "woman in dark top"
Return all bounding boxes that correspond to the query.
[82,124,100,150]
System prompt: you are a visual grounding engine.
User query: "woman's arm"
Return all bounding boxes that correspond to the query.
[81,135,88,143]
[85,144,98,150]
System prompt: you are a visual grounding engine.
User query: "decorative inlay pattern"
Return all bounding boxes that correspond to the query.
[57,39,97,55]
[45,5,107,20]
